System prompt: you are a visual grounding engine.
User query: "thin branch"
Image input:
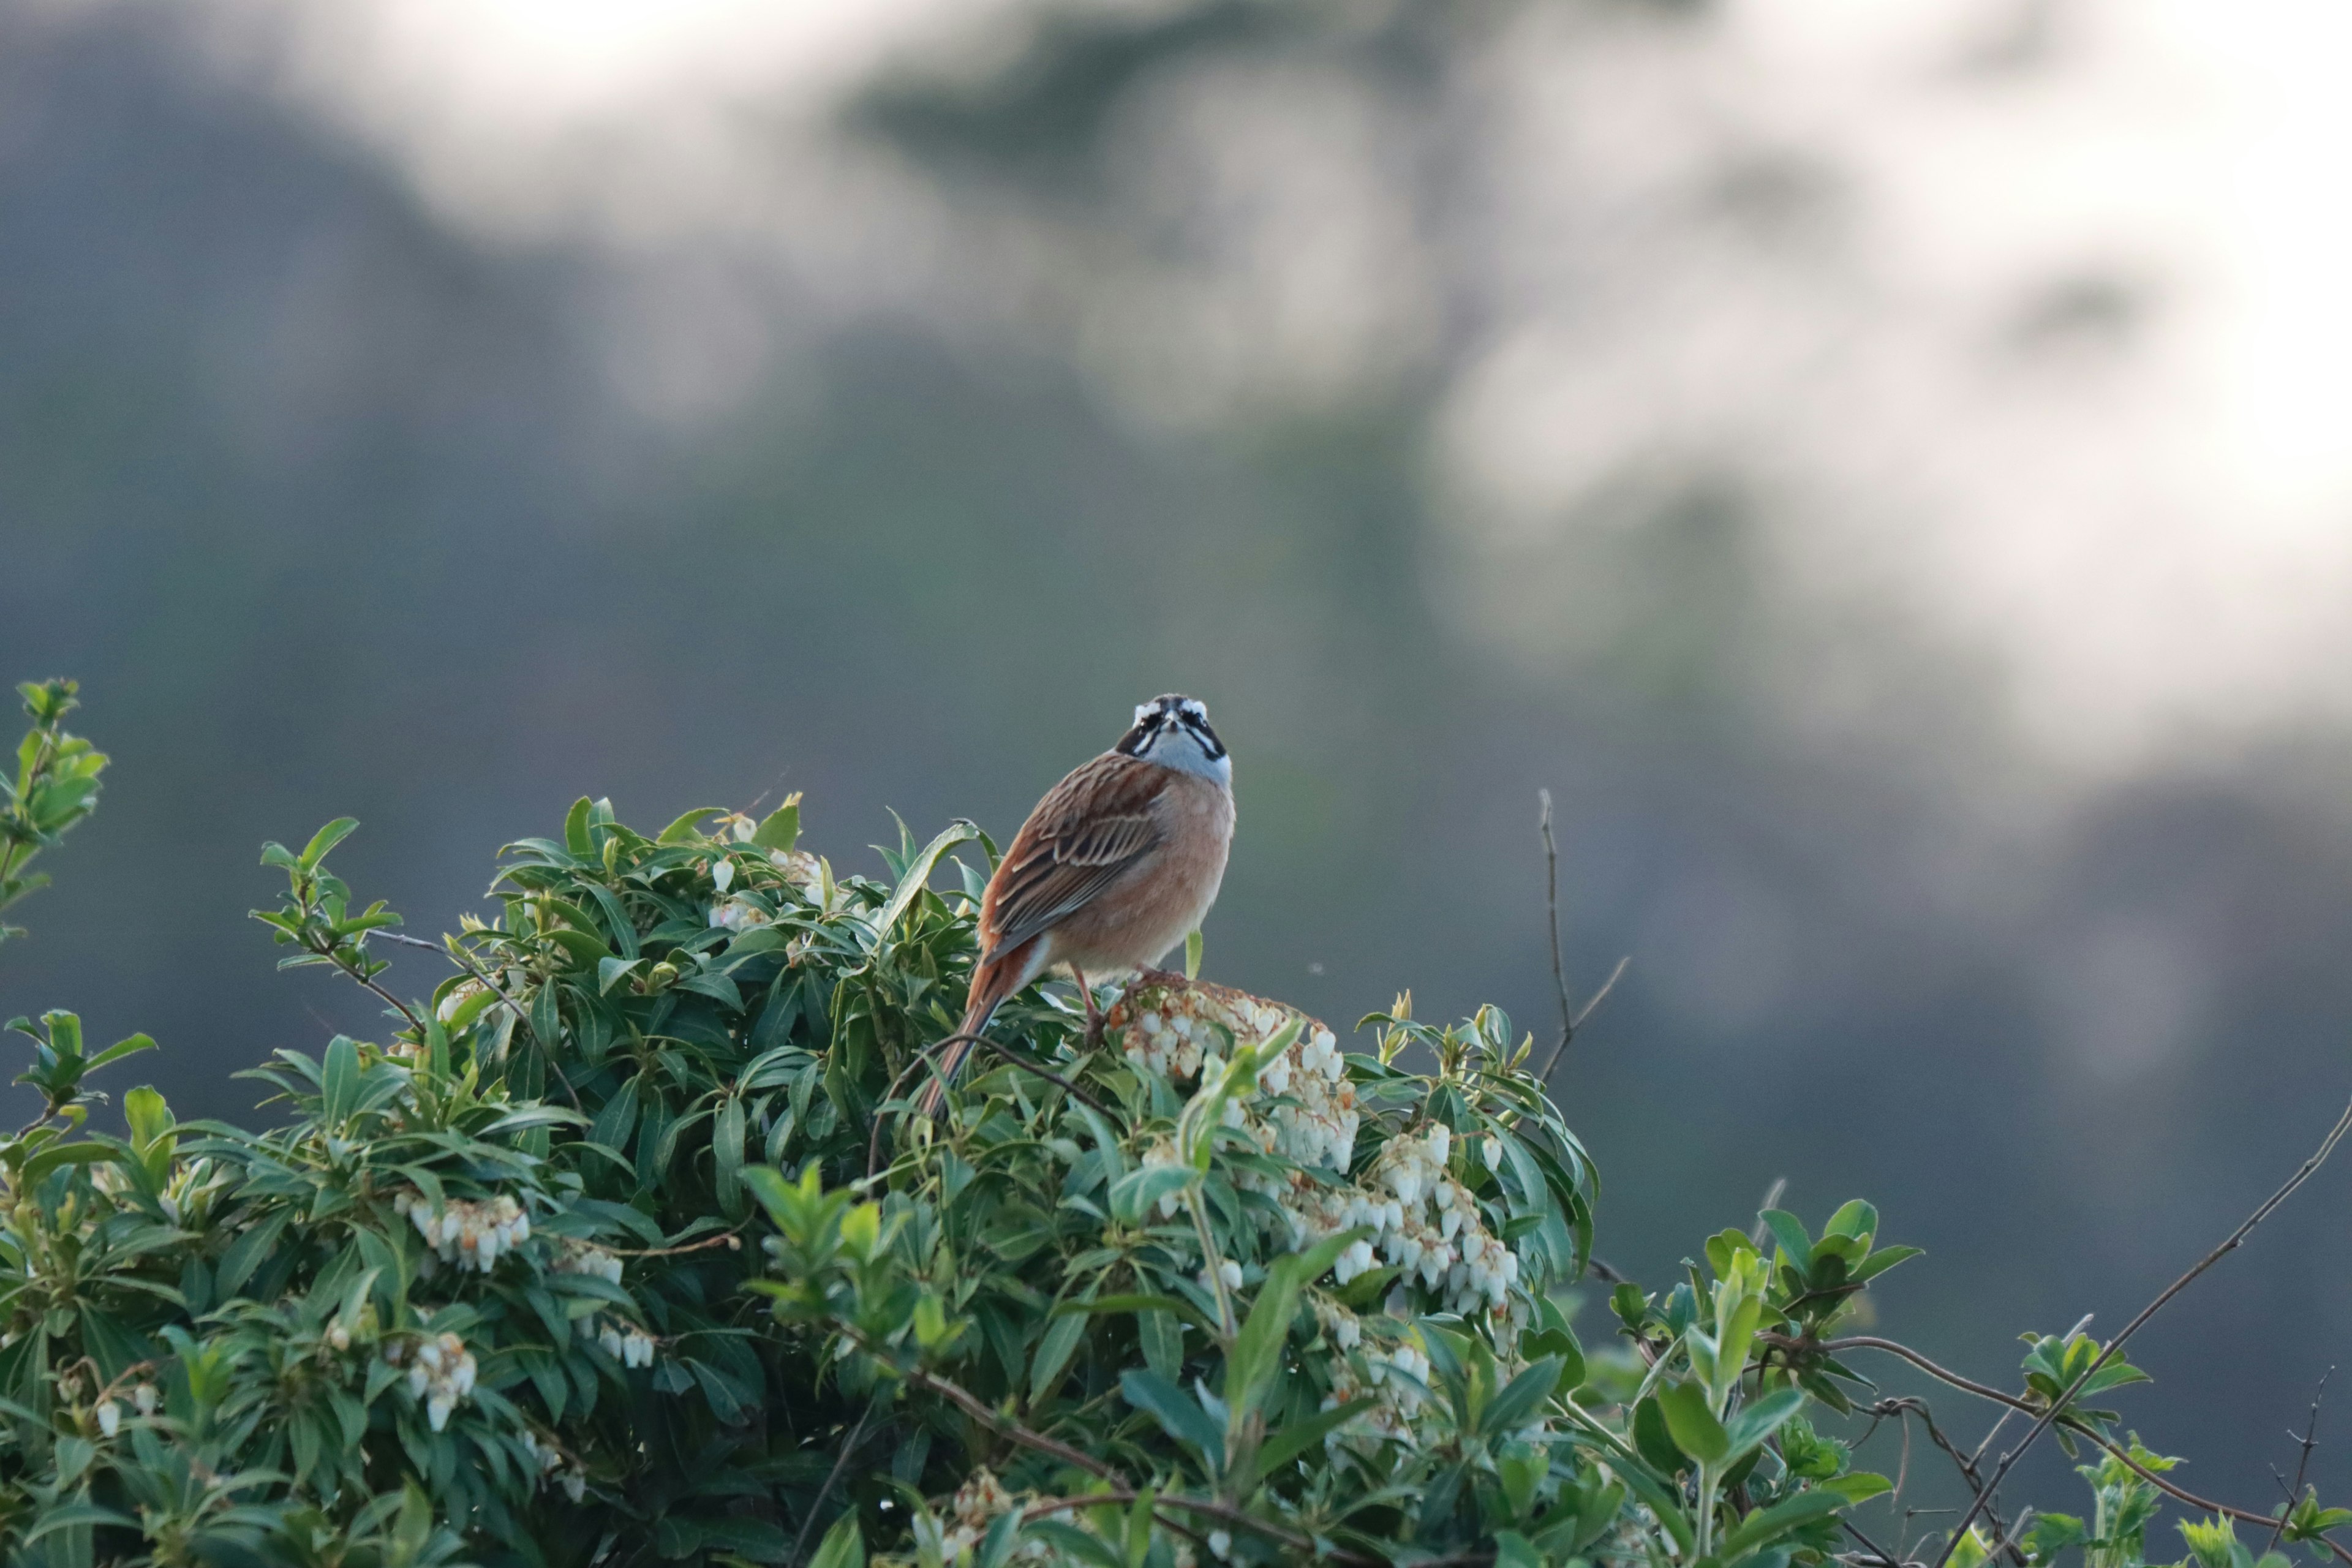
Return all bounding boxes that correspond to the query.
[790,1398,883,1567]
[604,1228,746,1259]
[898,1363,1115,1480]
[1573,956,1632,1034]
[1842,1518,1918,1568]
[2267,1367,2332,1553]
[1749,1178,1789,1252]
[1539,790,1574,1068]
[1801,1335,2352,1567]
[1017,1491,1374,1566]
[1863,1397,2026,1568]
[976,1039,1114,1120]
[865,1031,1111,1178]
[1931,1090,2352,1568]
[379,929,581,1108]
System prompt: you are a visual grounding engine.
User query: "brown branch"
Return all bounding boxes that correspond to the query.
[1537,790,1574,1076]
[1017,1491,1376,1566]
[605,1227,745,1259]
[1795,1335,2352,1567]
[1930,1090,2352,1568]
[1864,1397,2027,1568]
[899,1363,1116,1480]
[791,1399,884,1567]
[2267,1368,2332,1553]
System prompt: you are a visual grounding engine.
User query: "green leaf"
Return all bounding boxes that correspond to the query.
[1480,1356,1564,1438]
[1718,1488,1849,1560]
[1106,1163,1199,1224]
[714,1095,747,1214]
[1657,1381,1730,1464]
[22,1504,138,1544]
[322,1034,361,1123]
[300,817,361,869]
[751,797,801,854]
[657,808,727,845]
[1226,1228,1360,1426]
[1724,1388,1807,1458]
[1257,1397,1375,1477]
[1184,928,1203,981]
[1849,1245,1924,1284]
[22,1141,116,1185]
[564,797,595,857]
[1759,1209,1814,1272]
[83,1031,157,1074]
[1822,1472,1894,1504]
[868,820,978,949]
[1031,1311,1087,1404]
[1120,1370,1223,1468]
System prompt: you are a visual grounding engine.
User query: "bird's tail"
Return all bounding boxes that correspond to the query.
[916,937,1039,1117]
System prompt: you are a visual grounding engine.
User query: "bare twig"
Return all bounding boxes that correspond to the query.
[1539,790,1574,1066]
[1750,1177,1789,1251]
[2267,1367,2333,1553]
[1573,955,1632,1033]
[1017,1491,1373,1566]
[790,1398,883,1566]
[1798,1334,2352,1567]
[899,1362,1115,1480]
[1842,1518,1917,1568]
[1863,1397,2026,1567]
[1931,1091,2352,1568]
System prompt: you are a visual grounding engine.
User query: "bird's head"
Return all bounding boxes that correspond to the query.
[1115,693,1229,785]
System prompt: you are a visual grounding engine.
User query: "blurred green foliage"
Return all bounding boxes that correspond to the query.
[1,687,2345,1568]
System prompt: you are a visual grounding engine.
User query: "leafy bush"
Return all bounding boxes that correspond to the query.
[4,682,2350,1568]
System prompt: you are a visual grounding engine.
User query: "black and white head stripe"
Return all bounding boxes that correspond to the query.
[1115,693,1226,761]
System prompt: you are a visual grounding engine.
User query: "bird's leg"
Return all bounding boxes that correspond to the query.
[1072,967,1107,1048]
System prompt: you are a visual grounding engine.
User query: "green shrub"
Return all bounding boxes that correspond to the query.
[2,682,2346,1568]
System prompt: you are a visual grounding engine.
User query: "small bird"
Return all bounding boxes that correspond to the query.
[919,694,1235,1115]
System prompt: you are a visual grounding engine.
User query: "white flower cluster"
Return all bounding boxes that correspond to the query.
[518,1428,589,1503]
[93,1382,159,1438]
[715,812,828,902]
[385,1332,477,1431]
[393,1189,529,1275]
[597,1318,658,1368]
[553,1239,625,1286]
[1201,1259,1243,1292]
[1113,981,1531,1322]
[929,1468,1055,1565]
[1313,1297,1363,1350]
[707,895,769,932]
[1306,1124,1517,1314]
[1112,984,1360,1173]
[435,979,488,1023]
[1319,1335,1437,1447]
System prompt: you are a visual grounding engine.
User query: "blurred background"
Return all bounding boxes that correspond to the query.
[7,0,2352,1531]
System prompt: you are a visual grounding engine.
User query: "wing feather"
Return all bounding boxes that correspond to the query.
[981,755,1167,959]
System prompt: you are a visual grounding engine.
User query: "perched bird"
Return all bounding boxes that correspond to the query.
[919,694,1235,1115]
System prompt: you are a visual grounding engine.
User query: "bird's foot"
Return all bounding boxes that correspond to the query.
[1075,968,1109,1050]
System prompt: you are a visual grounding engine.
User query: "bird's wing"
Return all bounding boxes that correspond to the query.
[982,753,1166,959]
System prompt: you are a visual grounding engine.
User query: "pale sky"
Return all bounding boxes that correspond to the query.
[182,0,2352,780]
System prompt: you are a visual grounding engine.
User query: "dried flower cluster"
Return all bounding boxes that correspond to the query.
[384,1332,477,1432]
[392,1188,530,1275]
